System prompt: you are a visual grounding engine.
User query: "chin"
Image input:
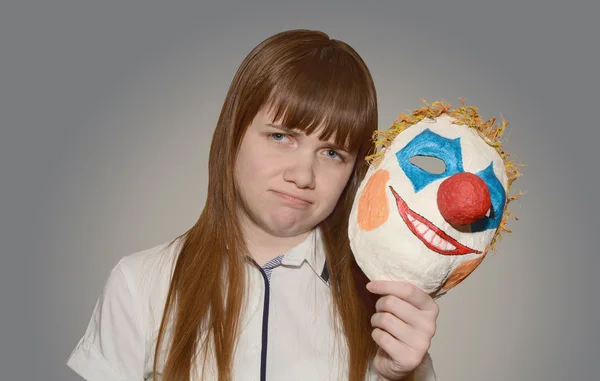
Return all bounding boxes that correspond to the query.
[261,218,298,237]
[266,210,303,228]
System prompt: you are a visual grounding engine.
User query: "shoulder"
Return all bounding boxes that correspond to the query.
[115,237,183,288]
[112,236,184,315]
[89,236,185,320]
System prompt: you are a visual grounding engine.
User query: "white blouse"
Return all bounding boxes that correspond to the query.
[66,230,436,380]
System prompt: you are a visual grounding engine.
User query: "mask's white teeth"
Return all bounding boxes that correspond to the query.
[439,240,449,251]
[412,220,422,232]
[408,212,460,253]
[423,229,435,242]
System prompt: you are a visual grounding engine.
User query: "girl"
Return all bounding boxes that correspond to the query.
[67,29,438,381]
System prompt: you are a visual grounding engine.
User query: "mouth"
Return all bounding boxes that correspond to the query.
[272,190,311,206]
[389,186,481,255]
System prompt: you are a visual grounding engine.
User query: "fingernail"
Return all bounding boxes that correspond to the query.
[366,282,374,291]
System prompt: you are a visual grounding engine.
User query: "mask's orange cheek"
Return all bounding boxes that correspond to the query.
[440,245,490,292]
[357,169,390,231]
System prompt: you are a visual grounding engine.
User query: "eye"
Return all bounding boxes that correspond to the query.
[324,149,342,160]
[409,155,446,174]
[271,133,290,143]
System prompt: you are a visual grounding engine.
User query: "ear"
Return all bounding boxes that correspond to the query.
[357,169,391,231]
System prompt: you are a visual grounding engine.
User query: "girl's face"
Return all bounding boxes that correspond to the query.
[234,107,357,239]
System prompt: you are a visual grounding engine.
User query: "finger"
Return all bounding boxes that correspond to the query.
[371,328,423,369]
[371,312,432,352]
[367,280,438,312]
[372,326,410,357]
[375,295,435,334]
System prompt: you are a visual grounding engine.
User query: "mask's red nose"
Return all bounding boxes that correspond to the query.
[437,172,491,226]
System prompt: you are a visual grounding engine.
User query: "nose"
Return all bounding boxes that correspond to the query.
[283,152,316,189]
[437,172,491,226]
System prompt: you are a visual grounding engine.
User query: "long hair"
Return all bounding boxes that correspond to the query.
[154,29,379,381]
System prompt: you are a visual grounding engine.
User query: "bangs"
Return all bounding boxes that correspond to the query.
[262,49,376,154]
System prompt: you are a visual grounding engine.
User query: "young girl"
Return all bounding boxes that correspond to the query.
[67,29,438,381]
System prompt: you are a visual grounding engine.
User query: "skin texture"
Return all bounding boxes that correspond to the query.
[368,280,439,380]
[234,107,356,265]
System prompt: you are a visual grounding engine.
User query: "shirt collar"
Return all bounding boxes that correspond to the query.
[280,228,326,279]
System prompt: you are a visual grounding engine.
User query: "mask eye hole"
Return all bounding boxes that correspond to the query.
[409,155,446,175]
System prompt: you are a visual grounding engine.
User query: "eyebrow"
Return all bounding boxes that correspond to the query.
[266,123,350,153]
[266,123,300,134]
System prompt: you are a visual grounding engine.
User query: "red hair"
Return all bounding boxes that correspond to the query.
[154,29,379,381]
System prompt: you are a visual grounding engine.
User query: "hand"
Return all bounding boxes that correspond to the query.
[367,280,439,380]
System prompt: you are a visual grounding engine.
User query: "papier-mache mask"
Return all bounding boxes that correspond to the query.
[349,100,523,298]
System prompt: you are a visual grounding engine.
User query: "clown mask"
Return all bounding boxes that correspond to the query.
[349,102,521,297]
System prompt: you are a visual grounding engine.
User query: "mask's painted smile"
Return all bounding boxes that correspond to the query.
[389,186,481,256]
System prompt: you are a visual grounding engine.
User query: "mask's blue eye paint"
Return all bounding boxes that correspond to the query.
[396,129,464,192]
[471,162,506,232]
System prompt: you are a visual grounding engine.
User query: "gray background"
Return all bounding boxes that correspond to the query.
[2,1,598,380]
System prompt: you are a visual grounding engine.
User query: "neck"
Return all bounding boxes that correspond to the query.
[238,214,312,266]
